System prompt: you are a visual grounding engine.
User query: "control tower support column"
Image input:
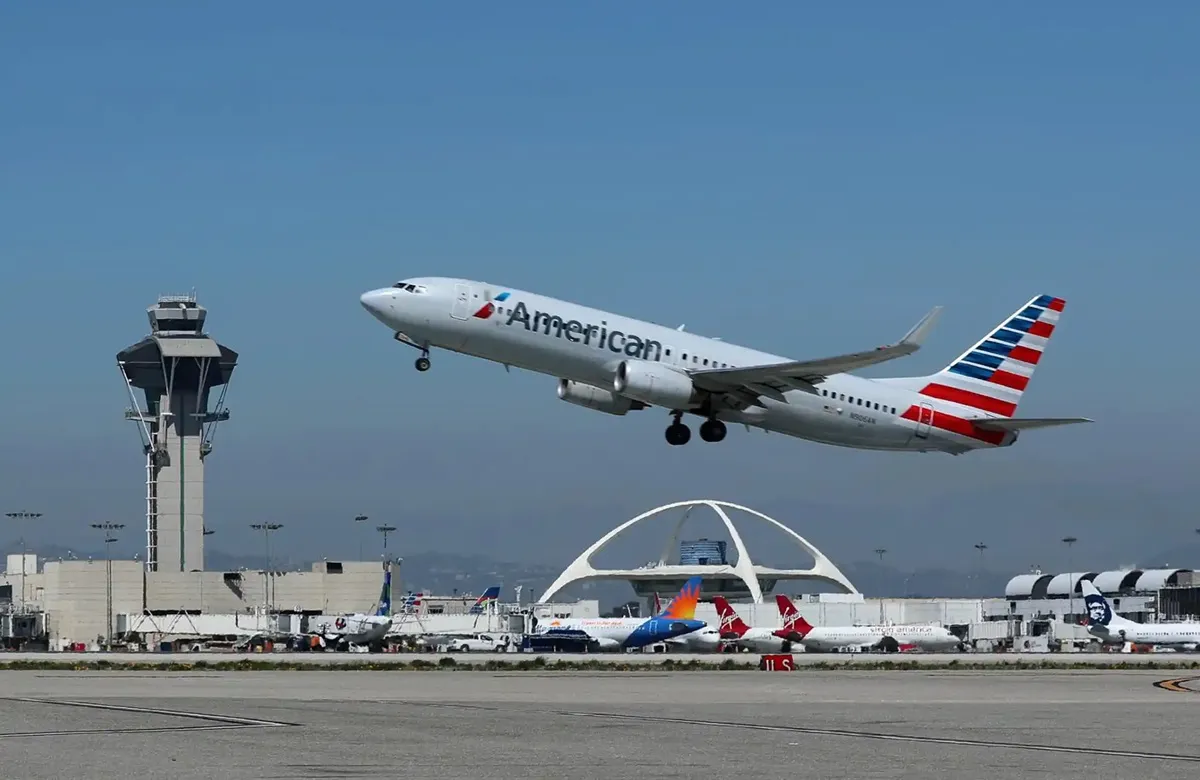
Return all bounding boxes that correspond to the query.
[116,294,238,573]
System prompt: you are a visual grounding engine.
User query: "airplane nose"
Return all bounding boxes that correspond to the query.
[360,289,391,321]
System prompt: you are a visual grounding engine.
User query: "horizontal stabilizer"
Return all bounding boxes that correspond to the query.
[971,417,1093,432]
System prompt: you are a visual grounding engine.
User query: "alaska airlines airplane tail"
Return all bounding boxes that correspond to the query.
[658,577,703,620]
[468,585,502,615]
[882,294,1065,419]
[1080,579,1137,631]
[774,594,814,638]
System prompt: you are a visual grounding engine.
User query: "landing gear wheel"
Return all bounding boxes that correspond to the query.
[699,419,727,443]
[665,423,692,446]
[414,355,431,372]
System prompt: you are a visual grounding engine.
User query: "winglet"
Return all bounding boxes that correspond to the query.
[899,306,943,347]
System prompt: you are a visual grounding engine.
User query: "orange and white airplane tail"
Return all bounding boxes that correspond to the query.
[712,596,752,638]
[774,594,813,639]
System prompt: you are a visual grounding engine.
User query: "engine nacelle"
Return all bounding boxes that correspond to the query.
[557,379,647,416]
[592,636,621,651]
[613,359,699,409]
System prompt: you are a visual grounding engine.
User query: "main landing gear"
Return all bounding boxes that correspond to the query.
[665,412,727,446]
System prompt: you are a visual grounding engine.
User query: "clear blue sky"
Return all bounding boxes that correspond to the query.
[2,2,1197,575]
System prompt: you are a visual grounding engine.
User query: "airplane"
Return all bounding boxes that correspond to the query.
[775,594,962,653]
[1080,579,1200,650]
[360,278,1091,453]
[534,576,707,651]
[652,592,723,651]
[308,567,395,651]
[712,595,803,653]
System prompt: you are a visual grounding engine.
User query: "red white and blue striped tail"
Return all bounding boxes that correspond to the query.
[919,295,1065,418]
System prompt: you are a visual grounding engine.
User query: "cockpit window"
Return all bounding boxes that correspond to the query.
[390,283,428,293]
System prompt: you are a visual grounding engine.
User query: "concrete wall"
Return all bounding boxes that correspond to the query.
[153,390,208,573]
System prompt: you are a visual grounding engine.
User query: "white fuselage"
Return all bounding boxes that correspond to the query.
[728,628,794,654]
[666,626,723,651]
[800,624,962,652]
[360,278,1017,454]
[1088,617,1200,648]
[315,614,392,645]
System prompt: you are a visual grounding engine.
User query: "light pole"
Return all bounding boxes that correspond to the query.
[250,523,283,621]
[91,522,124,645]
[5,511,43,614]
[974,542,988,597]
[354,514,368,560]
[1062,536,1078,619]
[377,525,396,560]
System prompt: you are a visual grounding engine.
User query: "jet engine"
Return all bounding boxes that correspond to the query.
[591,636,621,651]
[612,360,699,410]
[557,379,647,416]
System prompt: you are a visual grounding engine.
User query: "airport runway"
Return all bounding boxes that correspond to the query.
[1,649,1198,666]
[1,669,1197,779]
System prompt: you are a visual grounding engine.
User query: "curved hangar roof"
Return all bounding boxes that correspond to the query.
[1006,568,1193,598]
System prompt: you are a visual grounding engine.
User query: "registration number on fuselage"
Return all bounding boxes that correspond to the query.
[849,412,877,425]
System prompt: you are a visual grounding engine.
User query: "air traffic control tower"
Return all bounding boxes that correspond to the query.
[117,295,238,573]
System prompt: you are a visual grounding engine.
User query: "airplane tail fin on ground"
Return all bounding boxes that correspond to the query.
[774,594,813,638]
[883,295,1068,419]
[1080,579,1135,629]
[712,596,751,637]
[375,569,392,617]
[468,585,502,615]
[658,576,703,620]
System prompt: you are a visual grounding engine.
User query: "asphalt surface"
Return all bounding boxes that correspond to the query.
[1,669,1198,779]
[3,649,1198,666]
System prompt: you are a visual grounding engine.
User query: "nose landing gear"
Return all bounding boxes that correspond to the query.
[415,354,431,372]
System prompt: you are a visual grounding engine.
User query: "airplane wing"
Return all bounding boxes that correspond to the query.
[688,306,943,407]
[971,417,1094,432]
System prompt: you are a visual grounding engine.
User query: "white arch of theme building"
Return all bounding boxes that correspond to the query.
[536,499,858,604]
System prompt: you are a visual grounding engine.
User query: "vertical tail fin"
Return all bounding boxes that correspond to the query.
[468,585,501,615]
[375,569,392,617]
[712,596,751,637]
[658,576,702,620]
[652,592,663,614]
[774,594,813,637]
[1080,579,1135,629]
[899,295,1067,418]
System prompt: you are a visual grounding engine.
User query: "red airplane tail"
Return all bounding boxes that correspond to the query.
[712,596,751,638]
[774,593,814,638]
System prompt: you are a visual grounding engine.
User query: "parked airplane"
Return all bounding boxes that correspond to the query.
[652,592,722,651]
[360,279,1090,453]
[776,594,962,653]
[1080,580,1200,650]
[712,595,802,653]
[309,568,395,651]
[535,576,706,650]
[468,585,502,615]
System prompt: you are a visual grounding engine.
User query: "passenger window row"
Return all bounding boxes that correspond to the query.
[664,347,732,369]
[820,388,897,415]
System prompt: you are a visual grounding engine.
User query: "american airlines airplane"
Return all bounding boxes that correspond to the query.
[360,279,1090,452]
[1080,580,1200,650]
[776,594,962,653]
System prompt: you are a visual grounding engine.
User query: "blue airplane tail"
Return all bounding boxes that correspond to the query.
[468,585,502,615]
[375,569,392,617]
[655,576,702,620]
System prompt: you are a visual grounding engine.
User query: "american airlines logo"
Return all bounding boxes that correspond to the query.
[504,301,663,362]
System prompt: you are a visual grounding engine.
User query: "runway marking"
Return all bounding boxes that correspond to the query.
[551,710,1200,763]
[0,697,297,740]
[1154,677,1200,693]
[401,701,1199,764]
